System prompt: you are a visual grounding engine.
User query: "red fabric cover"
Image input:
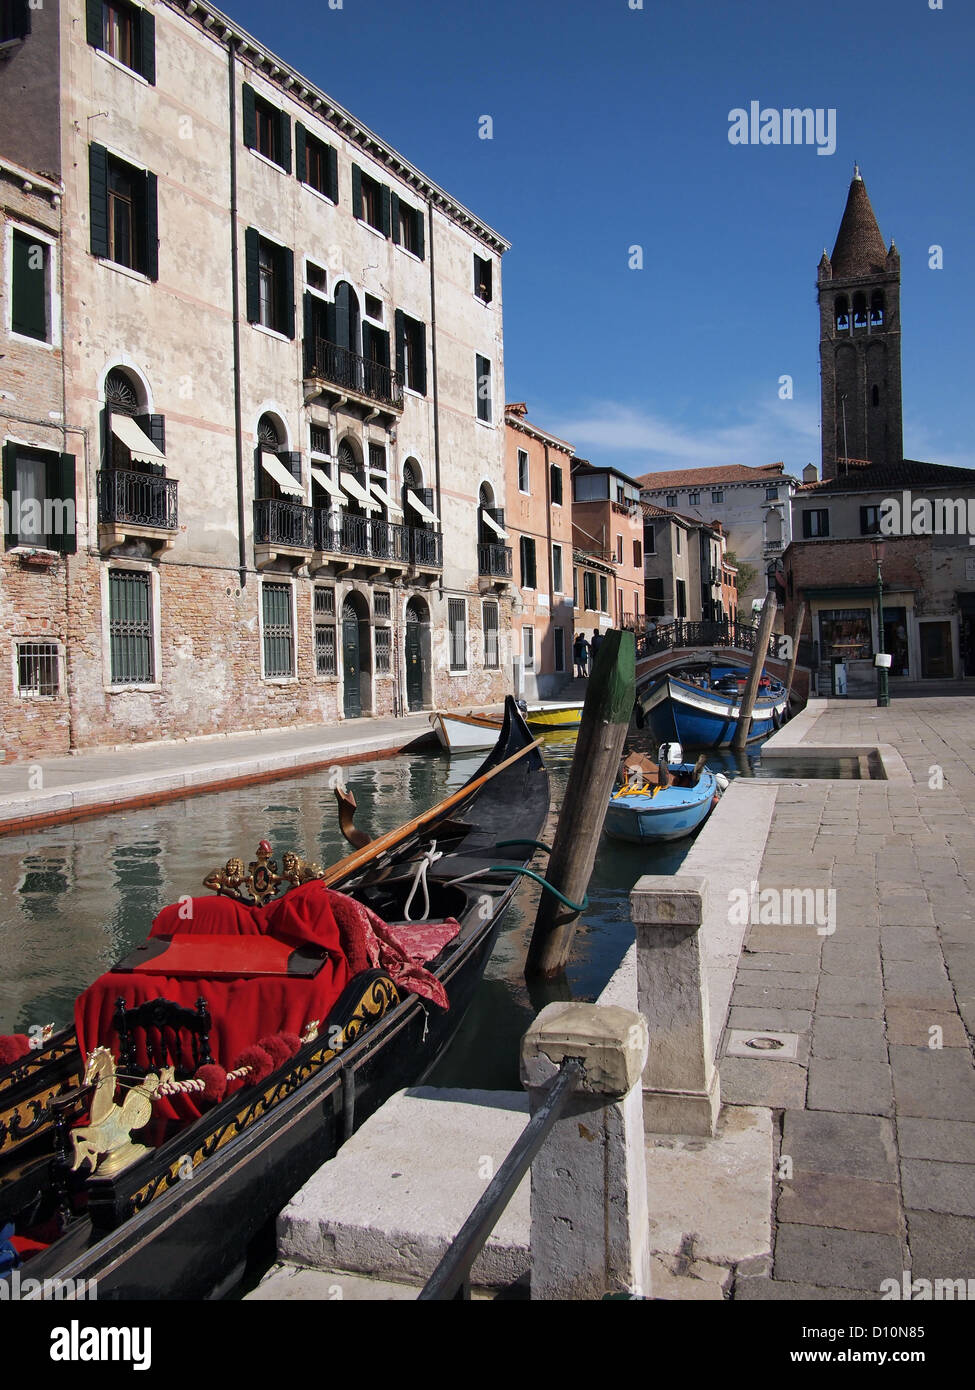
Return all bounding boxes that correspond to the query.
[132,934,304,977]
[0,1035,31,1066]
[325,893,457,1011]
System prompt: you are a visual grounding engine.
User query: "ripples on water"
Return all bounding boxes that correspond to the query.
[0,729,762,1089]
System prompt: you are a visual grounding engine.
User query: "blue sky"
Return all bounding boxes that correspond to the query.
[228,0,974,481]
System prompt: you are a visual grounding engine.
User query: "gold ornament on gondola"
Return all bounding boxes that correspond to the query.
[202,842,324,904]
[281,851,325,886]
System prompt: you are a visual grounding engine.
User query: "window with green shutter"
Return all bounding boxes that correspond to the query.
[519,536,536,589]
[89,145,158,279]
[2,444,76,553]
[583,571,597,611]
[246,230,295,338]
[86,0,155,83]
[297,125,338,202]
[599,575,609,613]
[476,355,492,422]
[262,583,294,678]
[108,569,154,684]
[242,83,291,173]
[11,229,49,341]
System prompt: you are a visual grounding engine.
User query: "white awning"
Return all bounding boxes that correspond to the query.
[310,466,343,500]
[340,471,379,513]
[406,489,438,525]
[480,510,508,540]
[112,414,166,465]
[260,451,304,498]
[369,480,404,518]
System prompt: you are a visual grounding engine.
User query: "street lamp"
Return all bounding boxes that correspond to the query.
[870,539,890,707]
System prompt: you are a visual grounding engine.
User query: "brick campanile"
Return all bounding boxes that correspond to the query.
[817,167,903,482]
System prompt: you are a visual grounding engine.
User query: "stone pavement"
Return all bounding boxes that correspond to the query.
[722,696,975,1300]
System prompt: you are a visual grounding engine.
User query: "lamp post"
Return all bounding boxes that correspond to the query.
[871,539,890,707]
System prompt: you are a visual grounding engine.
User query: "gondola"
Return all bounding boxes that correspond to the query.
[0,697,548,1300]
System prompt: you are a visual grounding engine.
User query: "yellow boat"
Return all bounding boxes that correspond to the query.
[523,702,584,731]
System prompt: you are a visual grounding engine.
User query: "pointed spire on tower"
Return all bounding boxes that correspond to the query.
[830,167,887,277]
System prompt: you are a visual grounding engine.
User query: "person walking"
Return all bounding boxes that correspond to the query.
[590,628,603,664]
[573,631,590,678]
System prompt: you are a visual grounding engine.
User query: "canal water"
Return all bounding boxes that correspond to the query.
[0,728,770,1091]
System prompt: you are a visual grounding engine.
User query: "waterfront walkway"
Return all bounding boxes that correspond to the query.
[726,696,975,1299]
[0,710,442,833]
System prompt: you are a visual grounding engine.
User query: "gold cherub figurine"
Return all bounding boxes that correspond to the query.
[203,856,246,897]
[282,850,325,887]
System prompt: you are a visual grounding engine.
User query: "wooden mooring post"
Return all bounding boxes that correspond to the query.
[783,600,807,707]
[526,628,635,980]
[731,591,778,752]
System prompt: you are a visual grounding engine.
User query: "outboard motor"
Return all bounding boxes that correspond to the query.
[658,741,684,766]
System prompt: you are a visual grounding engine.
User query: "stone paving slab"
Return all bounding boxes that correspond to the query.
[896,1117,975,1164]
[774,1225,904,1291]
[777,1172,901,1235]
[806,1057,894,1116]
[900,1160,975,1217]
[904,1211,975,1281]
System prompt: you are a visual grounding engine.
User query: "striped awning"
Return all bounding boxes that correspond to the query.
[112,415,166,466]
[369,480,404,518]
[260,451,303,498]
[480,510,507,540]
[310,466,343,500]
[406,489,438,524]
[340,472,379,513]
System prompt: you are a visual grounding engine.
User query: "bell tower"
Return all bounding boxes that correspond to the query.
[818,167,903,482]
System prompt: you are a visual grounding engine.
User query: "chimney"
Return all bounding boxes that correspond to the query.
[803,463,819,484]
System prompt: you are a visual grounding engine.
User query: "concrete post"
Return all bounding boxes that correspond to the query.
[631,874,720,1138]
[520,1001,651,1301]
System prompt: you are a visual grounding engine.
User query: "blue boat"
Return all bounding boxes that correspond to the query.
[638,666,787,748]
[605,761,720,843]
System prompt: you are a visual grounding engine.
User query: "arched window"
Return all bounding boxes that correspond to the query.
[337,438,366,515]
[852,293,867,331]
[256,413,291,500]
[834,296,849,333]
[403,460,421,494]
[870,292,885,328]
[104,368,160,474]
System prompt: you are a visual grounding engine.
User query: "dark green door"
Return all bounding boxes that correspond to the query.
[343,601,361,718]
[405,604,424,712]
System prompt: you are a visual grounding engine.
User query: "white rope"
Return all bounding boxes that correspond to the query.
[403,840,442,922]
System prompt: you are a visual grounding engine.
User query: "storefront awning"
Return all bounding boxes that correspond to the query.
[111,415,167,467]
[406,489,438,525]
[260,451,304,498]
[340,472,379,513]
[480,510,508,540]
[310,466,343,500]
[369,480,404,518]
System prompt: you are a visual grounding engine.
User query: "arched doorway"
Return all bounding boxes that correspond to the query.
[405,596,430,712]
[342,591,371,718]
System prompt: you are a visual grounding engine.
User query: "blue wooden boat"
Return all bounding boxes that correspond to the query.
[605,761,720,843]
[638,666,787,748]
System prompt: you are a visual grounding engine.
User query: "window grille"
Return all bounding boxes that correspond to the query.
[310,425,330,456]
[109,569,154,684]
[17,641,60,697]
[262,582,293,677]
[315,624,336,677]
[448,598,466,671]
[483,602,499,669]
[375,627,391,673]
[314,586,335,617]
[374,590,391,619]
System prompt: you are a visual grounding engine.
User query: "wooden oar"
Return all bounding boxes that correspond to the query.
[321,736,543,887]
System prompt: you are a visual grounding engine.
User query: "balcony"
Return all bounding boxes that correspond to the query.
[253,496,313,570]
[478,542,513,591]
[304,339,404,417]
[312,509,442,575]
[97,468,178,555]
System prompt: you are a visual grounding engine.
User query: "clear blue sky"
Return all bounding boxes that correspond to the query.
[228,0,974,481]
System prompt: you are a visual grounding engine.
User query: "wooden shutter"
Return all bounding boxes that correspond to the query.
[49,453,77,555]
[86,0,102,48]
[415,208,425,261]
[415,321,427,395]
[280,246,295,339]
[394,309,406,380]
[295,123,306,183]
[244,227,260,323]
[324,300,337,346]
[351,165,363,220]
[326,146,338,203]
[89,144,110,259]
[142,169,158,281]
[11,230,46,340]
[278,110,292,175]
[302,291,314,372]
[390,191,400,245]
[134,413,166,460]
[2,442,15,547]
[372,328,390,368]
[139,6,155,84]
[380,185,391,238]
[242,83,257,150]
[360,322,372,361]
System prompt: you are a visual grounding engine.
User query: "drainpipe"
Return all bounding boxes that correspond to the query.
[426,199,443,600]
[228,37,247,589]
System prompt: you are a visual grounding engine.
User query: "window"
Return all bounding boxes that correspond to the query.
[306,261,327,294]
[676,578,687,619]
[550,463,563,505]
[374,590,391,619]
[802,508,830,539]
[616,485,625,505]
[519,535,537,589]
[482,601,499,669]
[688,490,700,506]
[599,575,608,613]
[819,608,873,661]
[86,0,154,82]
[109,569,154,684]
[310,425,330,456]
[245,230,295,338]
[16,641,60,697]
[581,571,595,610]
[448,597,467,671]
[10,228,51,342]
[297,126,337,201]
[665,493,677,508]
[615,534,623,564]
[476,355,492,423]
[474,254,492,303]
[242,85,291,173]
[711,489,724,503]
[375,627,391,674]
[2,444,77,552]
[1,0,31,43]
[646,577,664,616]
[523,626,535,671]
[314,586,336,676]
[395,311,427,394]
[353,166,390,235]
[572,567,578,607]
[633,539,642,568]
[393,196,424,258]
[262,582,294,678]
[552,544,563,594]
[765,485,779,501]
[675,527,681,555]
[860,506,881,536]
[645,525,655,555]
[518,450,530,494]
[89,146,158,279]
[554,628,565,674]
[365,294,383,321]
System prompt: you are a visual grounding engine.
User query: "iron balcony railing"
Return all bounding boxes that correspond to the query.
[407,526,443,568]
[637,618,773,659]
[306,338,404,410]
[478,542,513,578]
[253,496,313,550]
[97,468,178,530]
[314,509,442,568]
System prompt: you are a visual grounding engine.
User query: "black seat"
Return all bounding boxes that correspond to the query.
[113,995,214,1078]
